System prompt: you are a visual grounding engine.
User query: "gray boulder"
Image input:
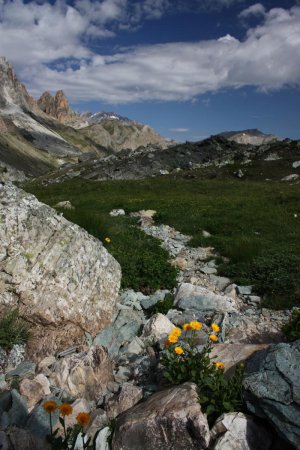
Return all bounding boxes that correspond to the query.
[174,283,237,313]
[112,382,210,450]
[243,340,300,447]
[210,412,272,449]
[0,183,121,359]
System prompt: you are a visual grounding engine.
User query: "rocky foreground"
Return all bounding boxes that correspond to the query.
[0,185,299,449]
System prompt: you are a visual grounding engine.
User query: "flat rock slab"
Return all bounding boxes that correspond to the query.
[112,382,210,450]
[210,344,269,373]
[243,340,300,448]
[175,283,238,313]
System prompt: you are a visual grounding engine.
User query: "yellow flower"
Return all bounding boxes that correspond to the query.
[174,346,184,355]
[182,323,192,331]
[209,334,218,342]
[190,321,202,331]
[59,403,73,417]
[76,412,91,427]
[168,334,178,343]
[105,237,111,243]
[43,400,58,414]
[211,323,220,333]
[171,327,182,337]
[215,362,225,370]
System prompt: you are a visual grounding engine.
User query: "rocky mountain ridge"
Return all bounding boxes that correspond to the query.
[36,136,300,184]
[219,128,281,145]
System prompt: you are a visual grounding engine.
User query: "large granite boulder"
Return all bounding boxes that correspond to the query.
[112,382,210,450]
[0,183,121,358]
[243,340,300,448]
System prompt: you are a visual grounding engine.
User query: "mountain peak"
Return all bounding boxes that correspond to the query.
[37,89,71,123]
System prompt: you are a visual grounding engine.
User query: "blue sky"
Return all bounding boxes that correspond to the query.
[0,0,300,140]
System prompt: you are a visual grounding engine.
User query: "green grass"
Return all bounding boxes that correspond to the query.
[24,166,300,308]
[0,309,30,351]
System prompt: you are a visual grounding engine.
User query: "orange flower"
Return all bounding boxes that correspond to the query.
[171,327,182,337]
[59,403,73,417]
[163,340,171,347]
[214,362,225,370]
[209,334,218,342]
[168,334,178,343]
[43,400,58,414]
[182,323,192,331]
[190,321,202,331]
[211,323,220,333]
[174,346,184,355]
[76,412,91,427]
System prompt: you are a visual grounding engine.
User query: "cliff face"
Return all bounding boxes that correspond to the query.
[0,56,39,112]
[37,90,72,123]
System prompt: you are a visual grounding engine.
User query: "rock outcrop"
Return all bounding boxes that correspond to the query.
[37,90,72,123]
[243,340,300,448]
[112,382,210,450]
[0,183,121,359]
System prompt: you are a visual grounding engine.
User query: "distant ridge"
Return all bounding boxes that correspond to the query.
[218,129,282,145]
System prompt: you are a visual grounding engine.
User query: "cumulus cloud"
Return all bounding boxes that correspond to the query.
[239,3,265,18]
[0,2,300,104]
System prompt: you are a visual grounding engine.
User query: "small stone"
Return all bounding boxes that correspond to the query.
[236,285,253,296]
[114,366,131,383]
[19,374,51,410]
[37,356,56,371]
[53,200,74,209]
[292,161,300,169]
[202,230,211,238]
[95,426,111,450]
[86,409,108,441]
[109,209,125,216]
[281,174,299,181]
[5,361,36,381]
[175,283,237,313]
[107,381,120,394]
[209,275,231,291]
[122,337,144,356]
[106,383,143,419]
[171,257,188,270]
[210,412,272,450]
[141,313,174,341]
[247,295,261,304]
[201,266,217,274]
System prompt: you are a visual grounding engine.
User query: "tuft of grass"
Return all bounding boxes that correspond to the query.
[0,309,30,351]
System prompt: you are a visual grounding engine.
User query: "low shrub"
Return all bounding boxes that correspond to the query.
[282,310,300,342]
[161,322,244,424]
[0,309,30,351]
[149,293,175,315]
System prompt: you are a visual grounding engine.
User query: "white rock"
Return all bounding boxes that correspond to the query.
[211,412,272,449]
[109,209,125,216]
[141,313,174,340]
[292,161,300,168]
[174,283,238,313]
[281,174,299,181]
[95,427,111,450]
[53,200,75,209]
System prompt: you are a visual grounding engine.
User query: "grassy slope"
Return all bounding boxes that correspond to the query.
[25,162,300,308]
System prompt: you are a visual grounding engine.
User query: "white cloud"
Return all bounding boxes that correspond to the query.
[169,128,190,132]
[239,3,265,19]
[0,2,300,104]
